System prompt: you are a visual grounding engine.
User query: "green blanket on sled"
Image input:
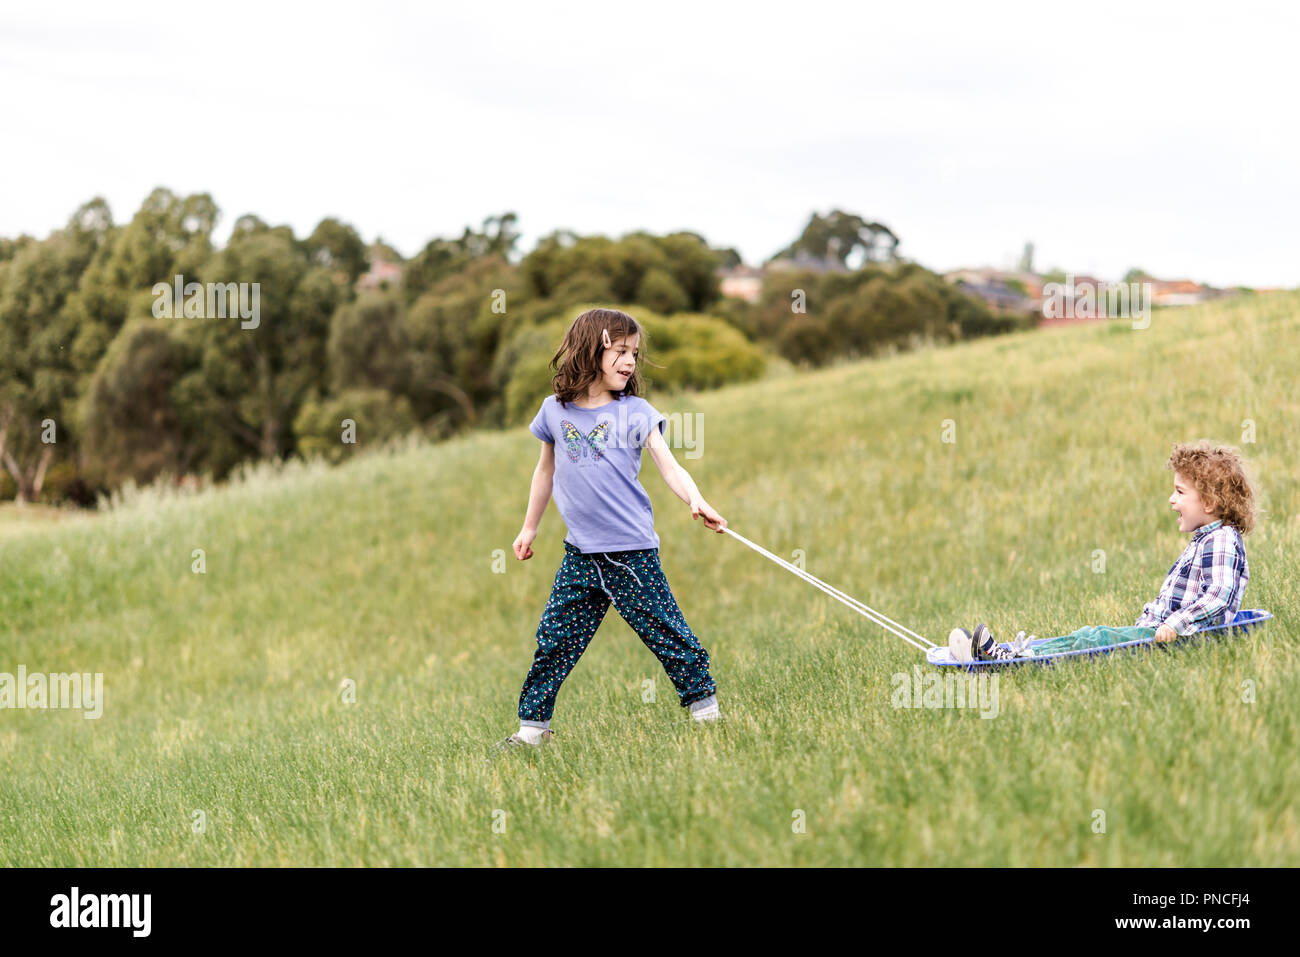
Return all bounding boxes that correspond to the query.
[1031,625,1157,655]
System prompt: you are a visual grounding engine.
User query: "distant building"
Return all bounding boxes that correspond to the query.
[1149,279,1212,306]
[718,264,764,304]
[714,251,854,303]
[717,252,854,304]
[356,259,403,292]
[764,250,852,274]
[720,256,1230,317]
[945,266,1232,325]
[943,267,1039,315]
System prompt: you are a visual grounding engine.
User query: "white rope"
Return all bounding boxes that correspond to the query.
[721,527,936,653]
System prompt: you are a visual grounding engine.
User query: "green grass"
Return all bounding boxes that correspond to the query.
[2,293,1298,866]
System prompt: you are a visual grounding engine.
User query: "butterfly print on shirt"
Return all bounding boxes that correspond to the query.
[560,419,611,463]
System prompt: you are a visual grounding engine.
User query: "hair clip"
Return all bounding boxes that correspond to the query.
[601,327,612,348]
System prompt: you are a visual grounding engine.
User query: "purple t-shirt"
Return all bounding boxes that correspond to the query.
[529,394,667,553]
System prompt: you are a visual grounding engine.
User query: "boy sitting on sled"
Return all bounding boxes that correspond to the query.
[950,440,1257,662]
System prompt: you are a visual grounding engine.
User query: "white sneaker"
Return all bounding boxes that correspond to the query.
[495,729,555,749]
[1009,630,1037,657]
[973,623,1036,661]
[948,627,975,663]
[689,695,720,722]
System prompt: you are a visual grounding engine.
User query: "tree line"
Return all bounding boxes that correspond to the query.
[0,196,1026,505]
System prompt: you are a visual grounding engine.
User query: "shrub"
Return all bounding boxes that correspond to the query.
[495,305,768,425]
[293,389,418,463]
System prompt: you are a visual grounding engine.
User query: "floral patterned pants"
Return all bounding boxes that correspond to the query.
[517,541,717,721]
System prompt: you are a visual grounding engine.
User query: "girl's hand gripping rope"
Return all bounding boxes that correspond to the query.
[691,499,727,532]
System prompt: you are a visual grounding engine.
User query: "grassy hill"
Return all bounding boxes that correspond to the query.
[2,292,1297,866]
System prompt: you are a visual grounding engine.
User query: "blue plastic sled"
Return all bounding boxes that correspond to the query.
[925,609,1274,670]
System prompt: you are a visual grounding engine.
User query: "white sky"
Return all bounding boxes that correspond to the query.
[2,1,1297,287]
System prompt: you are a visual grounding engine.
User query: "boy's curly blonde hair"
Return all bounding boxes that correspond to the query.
[1167,440,1258,535]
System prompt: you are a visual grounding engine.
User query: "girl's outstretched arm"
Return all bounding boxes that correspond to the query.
[645,428,726,532]
[514,441,555,560]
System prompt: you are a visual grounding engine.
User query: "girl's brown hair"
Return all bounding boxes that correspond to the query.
[1167,440,1258,535]
[550,308,646,407]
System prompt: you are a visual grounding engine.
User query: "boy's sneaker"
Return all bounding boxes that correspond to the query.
[1009,630,1037,656]
[973,623,1033,661]
[948,627,975,663]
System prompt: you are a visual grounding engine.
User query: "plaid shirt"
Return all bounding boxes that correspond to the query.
[1136,520,1249,635]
